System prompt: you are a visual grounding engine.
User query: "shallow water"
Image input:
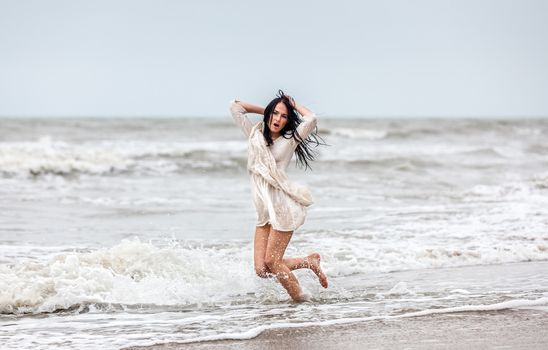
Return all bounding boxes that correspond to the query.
[1,117,547,349]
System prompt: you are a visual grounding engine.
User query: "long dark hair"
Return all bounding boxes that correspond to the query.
[262,90,327,170]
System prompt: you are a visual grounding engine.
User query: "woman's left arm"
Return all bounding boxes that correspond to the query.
[288,97,318,140]
[294,102,314,118]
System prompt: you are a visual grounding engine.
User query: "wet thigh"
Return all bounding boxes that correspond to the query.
[254,223,271,272]
[265,227,293,265]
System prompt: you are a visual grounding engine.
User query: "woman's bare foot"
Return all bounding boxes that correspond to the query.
[307,253,328,288]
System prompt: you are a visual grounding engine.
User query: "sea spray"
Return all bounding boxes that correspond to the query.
[0,239,257,314]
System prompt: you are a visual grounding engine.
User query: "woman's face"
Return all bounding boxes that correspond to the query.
[268,102,289,135]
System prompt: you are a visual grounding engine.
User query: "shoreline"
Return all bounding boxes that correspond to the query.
[124,309,548,350]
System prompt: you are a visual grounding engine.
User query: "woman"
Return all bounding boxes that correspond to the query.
[229,90,328,302]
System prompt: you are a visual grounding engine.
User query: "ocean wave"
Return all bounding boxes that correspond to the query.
[321,125,445,140]
[318,157,443,170]
[0,239,256,314]
[319,142,530,163]
[321,120,548,144]
[322,122,477,140]
[2,133,544,178]
[294,223,548,278]
[326,128,388,140]
[458,146,528,159]
[2,234,547,315]
[0,137,248,177]
[460,174,548,202]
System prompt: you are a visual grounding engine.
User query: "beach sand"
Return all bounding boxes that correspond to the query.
[124,309,548,350]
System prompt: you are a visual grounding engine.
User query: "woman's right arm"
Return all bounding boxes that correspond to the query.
[237,101,265,115]
[229,99,264,138]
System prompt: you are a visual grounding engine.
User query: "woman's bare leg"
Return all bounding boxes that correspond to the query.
[254,223,272,278]
[254,224,328,288]
[264,228,305,302]
[283,253,328,288]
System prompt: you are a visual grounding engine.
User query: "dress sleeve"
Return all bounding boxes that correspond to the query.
[229,99,253,138]
[294,113,318,142]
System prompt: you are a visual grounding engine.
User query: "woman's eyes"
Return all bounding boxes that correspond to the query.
[273,111,287,118]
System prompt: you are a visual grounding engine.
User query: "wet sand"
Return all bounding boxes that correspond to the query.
[124,309,548,350]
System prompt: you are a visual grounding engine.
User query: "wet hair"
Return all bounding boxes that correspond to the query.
[262,90,328,170]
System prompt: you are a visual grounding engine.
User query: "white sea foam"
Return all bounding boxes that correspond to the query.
[0,239,259,314]
[294,222,548,277]
[386,281,414,295]
[329,128,388,140]
[0,137,247,176]
[449,289,472,295]
[2,235,547,315]
[0,136,131,176]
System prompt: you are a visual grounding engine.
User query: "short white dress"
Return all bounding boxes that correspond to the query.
[230,100,318,232]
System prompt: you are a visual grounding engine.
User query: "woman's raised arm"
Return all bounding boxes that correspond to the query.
[237,101,265,115]
[286,96,318,141]
[229,99,264,138]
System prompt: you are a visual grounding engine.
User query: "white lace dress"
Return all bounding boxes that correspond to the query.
[229,100,318,232]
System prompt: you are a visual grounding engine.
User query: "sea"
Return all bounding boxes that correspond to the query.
[1,116,547,349]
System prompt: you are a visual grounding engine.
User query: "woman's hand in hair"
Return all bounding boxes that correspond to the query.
[284,95,296,109]
[285,96,314,117]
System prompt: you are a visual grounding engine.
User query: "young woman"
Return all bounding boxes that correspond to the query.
[229,90,328,302]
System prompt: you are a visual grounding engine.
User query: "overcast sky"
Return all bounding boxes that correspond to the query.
[1,0,547,118]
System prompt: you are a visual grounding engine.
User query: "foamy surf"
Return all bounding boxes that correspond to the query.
[2,259,547,350]
[0,137,248,177]
[2,237,548,316]
[0,239,255,314]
